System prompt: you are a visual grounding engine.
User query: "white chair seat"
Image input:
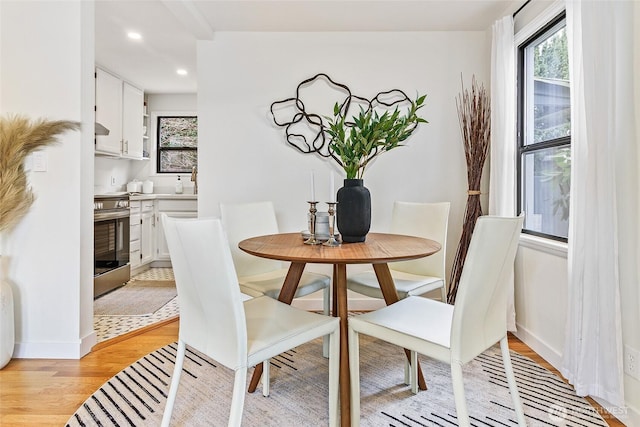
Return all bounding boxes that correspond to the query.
[347,270,444,300]
[239,269,330,300]
[245,296,338,365]
[349,297,452,360]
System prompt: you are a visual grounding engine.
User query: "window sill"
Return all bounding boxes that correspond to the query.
[519,234,568,258]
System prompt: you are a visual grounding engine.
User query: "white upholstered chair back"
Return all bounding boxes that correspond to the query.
[220,201,283,277]
[450,215,523,364]
[161,214,248,370]
[388,201,450,279]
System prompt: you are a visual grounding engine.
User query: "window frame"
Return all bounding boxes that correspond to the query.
[155,115,198,174]
[516,11,570,243]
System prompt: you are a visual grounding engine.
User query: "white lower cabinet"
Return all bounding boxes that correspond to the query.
[129,199,155,273]
[155,199,197,263]
[140,200,155,265]
[130,196,196,269]
[129,201,142,269]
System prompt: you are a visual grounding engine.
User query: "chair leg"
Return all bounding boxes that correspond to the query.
[348,325,361,423]
[322,286,330,358]
[328,326,340,427]
[500,337,527,426]
[228,367,248,427]
[262,360,270,397]
[404,359,410,385]
[410,350,418,394]
[161,340,186,427]
[450,362,470,427]
[440,285,447,303]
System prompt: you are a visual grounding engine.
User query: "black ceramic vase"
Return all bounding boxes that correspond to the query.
[336,179,371,243]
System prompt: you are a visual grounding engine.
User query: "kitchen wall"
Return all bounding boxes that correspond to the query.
[94,93,197,195]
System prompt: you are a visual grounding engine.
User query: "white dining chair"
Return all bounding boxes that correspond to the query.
[220,201,332,357]
[346,201,450,303]
[346,201,449,384]
[348,215,526,427]
[160,215,340,427]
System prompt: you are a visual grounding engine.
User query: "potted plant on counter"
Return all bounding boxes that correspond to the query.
[324,93,428,242]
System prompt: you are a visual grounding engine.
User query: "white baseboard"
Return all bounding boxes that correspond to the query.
[513,321,563,371]
[13,332,96,359]
[81,330,97,357]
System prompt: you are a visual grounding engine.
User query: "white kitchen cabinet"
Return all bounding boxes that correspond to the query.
[129,199,155,273]
[129,201,142,269]
[122,82,144,159]
[95,67,145,159]
[95,68,122,155]
[140,200,155,265]
[154,198,198,263]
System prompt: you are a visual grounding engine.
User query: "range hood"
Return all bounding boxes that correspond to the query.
[95,122,110,136]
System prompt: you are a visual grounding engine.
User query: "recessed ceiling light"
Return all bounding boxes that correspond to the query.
[127,32,142,40]
[176,69,188,76]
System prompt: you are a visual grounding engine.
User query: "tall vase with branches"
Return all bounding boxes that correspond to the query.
[0,115,79,368]
[447,76,491,304]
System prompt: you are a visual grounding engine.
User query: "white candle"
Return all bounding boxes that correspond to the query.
[310,170,316,201]
[329,172,335,202]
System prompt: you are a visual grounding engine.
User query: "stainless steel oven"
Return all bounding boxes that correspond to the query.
[94,194,130,298]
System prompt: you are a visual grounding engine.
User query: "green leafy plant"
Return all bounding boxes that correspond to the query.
[324,95,427,179]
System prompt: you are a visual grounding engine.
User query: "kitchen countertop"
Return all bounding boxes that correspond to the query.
[129,193,197,201]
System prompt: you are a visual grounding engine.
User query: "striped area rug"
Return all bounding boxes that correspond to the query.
[67,336,608,426]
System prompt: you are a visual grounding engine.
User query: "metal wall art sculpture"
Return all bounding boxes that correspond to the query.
[269,73,416,171]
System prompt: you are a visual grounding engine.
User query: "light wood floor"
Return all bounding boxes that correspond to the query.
[0,318,624,426]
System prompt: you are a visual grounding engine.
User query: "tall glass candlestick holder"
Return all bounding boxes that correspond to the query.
[304,201,322,245]
[323,202,341,247]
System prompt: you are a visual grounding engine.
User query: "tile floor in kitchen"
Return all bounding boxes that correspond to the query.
[93,267,179,343]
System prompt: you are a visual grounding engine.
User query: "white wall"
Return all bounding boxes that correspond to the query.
[0,0,95,358]
[197,31,490,286]
[513,241,568,364]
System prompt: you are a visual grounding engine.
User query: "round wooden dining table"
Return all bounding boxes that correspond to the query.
[239,232,441,427]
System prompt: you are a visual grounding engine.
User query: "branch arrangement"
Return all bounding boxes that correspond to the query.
[447,76,491,304]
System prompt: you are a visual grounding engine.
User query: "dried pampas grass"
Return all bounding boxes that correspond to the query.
[0,115,80,233]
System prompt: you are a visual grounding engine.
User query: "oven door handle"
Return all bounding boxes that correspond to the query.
[94,210,130,222]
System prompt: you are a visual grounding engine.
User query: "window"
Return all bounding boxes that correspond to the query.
[517,13,570,241]
[156,116,198,173]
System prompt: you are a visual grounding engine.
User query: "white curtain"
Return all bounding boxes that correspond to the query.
[561,0,636,407]
[489,15,517,332]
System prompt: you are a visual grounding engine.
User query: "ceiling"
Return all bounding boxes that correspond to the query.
[95,0,526,94]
